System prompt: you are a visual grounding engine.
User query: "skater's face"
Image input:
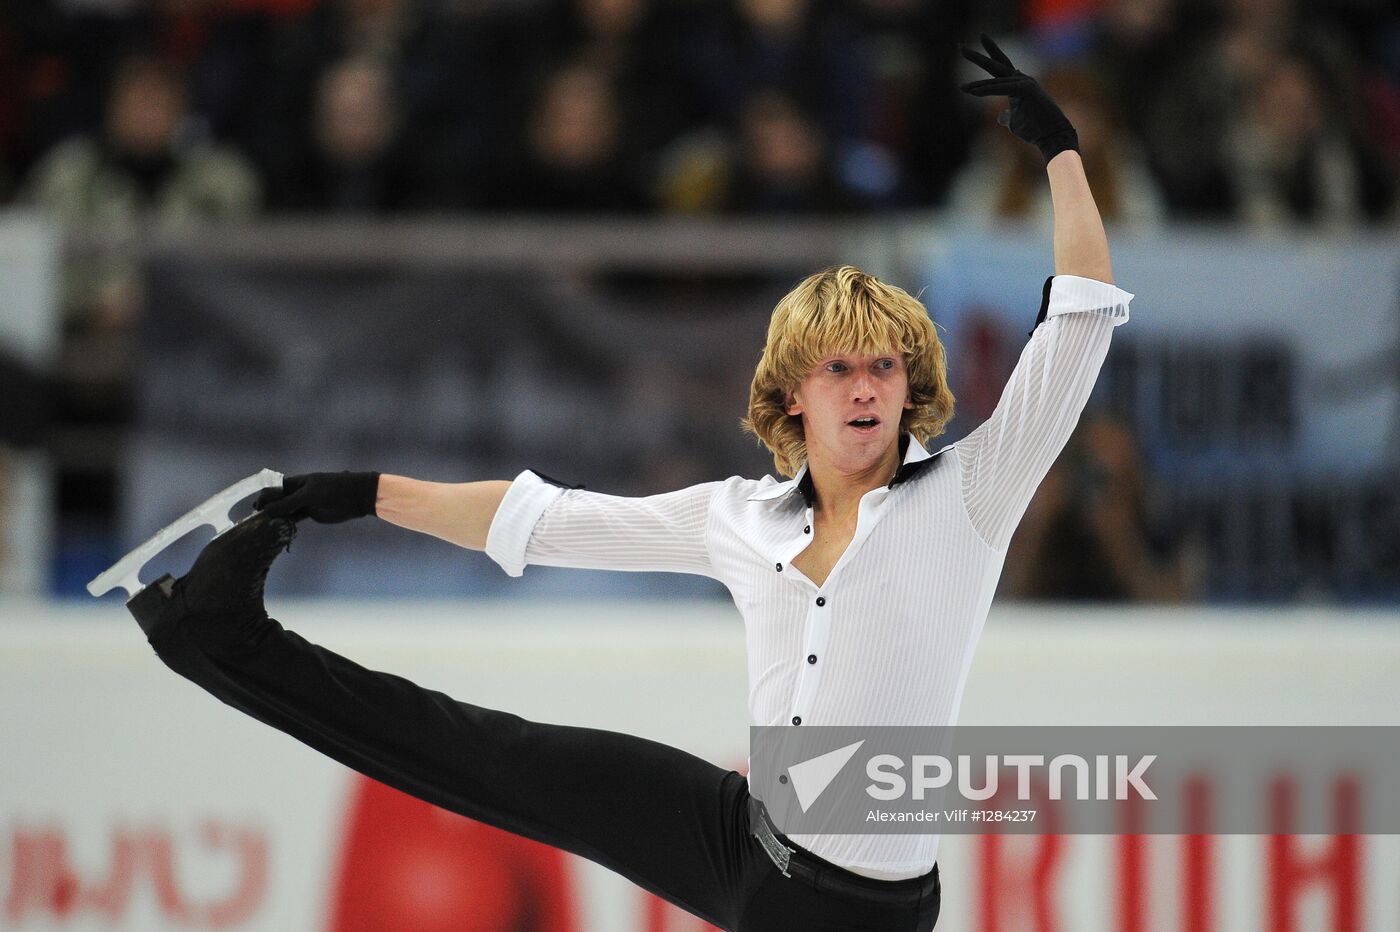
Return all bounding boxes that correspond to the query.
[785,349,913,471]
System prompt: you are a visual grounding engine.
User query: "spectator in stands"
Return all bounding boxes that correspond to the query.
[728,88,849,213]
[947,66,1164,227]
[276,55,413,213]
[17,50,262,568]
[259,0,488,210]
[4,2,194,197]
[999,414,1197,602]
[1134,2,1283,218]
[20,52,260,327]
[1137,0,1397,222]
[499,0,690,157]
[490,59,646,212]
[1223,48,1396,228]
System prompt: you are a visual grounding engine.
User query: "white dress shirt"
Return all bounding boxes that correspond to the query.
[485,274,1133,879]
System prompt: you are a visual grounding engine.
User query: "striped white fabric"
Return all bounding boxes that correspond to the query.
[485,274,1133,879]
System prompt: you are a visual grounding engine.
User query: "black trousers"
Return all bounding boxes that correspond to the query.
[135,595,941,931]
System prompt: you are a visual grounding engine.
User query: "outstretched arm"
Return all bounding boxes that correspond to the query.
[255,470,719,578]
[252,471,512,550]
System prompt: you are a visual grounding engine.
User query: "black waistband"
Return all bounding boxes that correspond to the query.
[747,797,940,908]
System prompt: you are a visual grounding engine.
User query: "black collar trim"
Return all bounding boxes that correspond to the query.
[796,432,946,507]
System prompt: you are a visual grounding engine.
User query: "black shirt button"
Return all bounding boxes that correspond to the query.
[803,525,811,534]
[776,562,783,572]
[807,654,817,664]
[792,716,802,725]
[815,596,826,607]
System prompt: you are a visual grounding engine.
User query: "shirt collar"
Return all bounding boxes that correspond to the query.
[747,433,938,505]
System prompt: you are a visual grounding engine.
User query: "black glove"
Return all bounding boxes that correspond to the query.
[959,34,1079,164]
[253,471,379,524]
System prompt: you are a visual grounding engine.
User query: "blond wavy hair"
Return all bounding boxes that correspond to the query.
[741,266,955,478]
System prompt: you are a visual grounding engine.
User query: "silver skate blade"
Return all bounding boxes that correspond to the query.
[86,469,285,600]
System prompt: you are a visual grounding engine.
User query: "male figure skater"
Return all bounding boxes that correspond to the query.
[129,38,1131,931]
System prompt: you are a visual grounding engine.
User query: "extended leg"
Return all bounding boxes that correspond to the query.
[132,516,757,929]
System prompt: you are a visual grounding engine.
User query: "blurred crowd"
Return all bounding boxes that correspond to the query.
[0,0,1397,225]
[2,0,1399,600]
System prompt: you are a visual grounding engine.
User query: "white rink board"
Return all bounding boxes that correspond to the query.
[2,599,1399,931]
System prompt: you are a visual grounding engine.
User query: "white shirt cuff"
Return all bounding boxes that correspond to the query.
[1045,274,1133,325]
[484,469,567,577]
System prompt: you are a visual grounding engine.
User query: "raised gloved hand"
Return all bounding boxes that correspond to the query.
[959,34,1079,164]
[253,471,380,524]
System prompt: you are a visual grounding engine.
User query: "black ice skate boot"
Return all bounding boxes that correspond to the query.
[128,514,297,644]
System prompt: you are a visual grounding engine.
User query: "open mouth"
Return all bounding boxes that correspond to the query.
[847,417,880,431]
